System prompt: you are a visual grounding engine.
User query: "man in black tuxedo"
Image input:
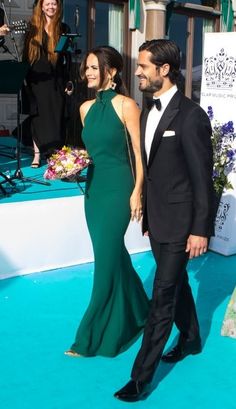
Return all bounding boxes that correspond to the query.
[114,39,215,402]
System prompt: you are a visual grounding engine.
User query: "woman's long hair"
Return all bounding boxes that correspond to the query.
[80,46,129,96]
[26,0,62,65]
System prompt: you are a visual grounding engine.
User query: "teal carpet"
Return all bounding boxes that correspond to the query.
[0,137,84,203]
[0,250,235,409]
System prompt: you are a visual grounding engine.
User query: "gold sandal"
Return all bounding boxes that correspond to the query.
[64,350,82,357]
[31,151,41,168]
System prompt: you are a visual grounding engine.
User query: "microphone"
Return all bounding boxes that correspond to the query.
[65,80,74,95]
[74,6,79,34]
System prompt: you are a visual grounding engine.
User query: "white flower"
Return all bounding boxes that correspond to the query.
[221,318,236,338]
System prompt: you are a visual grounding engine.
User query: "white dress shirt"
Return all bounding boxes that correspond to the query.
[145,85,178,162]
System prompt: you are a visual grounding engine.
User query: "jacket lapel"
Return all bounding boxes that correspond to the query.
[148,91,181,168]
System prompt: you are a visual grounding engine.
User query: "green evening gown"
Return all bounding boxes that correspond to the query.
[70,89,149,357]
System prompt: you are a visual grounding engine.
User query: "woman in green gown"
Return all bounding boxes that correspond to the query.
[65,46,149,357]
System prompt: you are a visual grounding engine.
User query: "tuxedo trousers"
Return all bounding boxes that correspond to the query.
[131,236,200,383]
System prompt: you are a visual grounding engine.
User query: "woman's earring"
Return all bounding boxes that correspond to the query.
[110,78,117,90]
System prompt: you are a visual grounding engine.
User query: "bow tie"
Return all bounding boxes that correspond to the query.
[146,98,162,111]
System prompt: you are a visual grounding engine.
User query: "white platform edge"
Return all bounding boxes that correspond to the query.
[0,195,151,280]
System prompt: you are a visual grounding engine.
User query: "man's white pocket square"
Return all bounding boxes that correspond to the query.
[163,130,176,137]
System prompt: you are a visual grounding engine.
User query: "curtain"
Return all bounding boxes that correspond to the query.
[221,0,234,31]
[108,4,123,53]
[202,18,214,52]
[203,19,214,33]
[129,0,141,30]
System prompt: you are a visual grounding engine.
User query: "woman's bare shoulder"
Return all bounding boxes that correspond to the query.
[80,99,96,111]
[113,94,140,111]
[115,94,140,110]
[80,99,96,122]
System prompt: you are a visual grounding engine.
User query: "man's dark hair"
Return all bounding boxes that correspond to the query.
[139,39,180,84]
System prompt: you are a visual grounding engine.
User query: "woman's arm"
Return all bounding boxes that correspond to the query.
[122,97,143,221]
[0,24,9,36]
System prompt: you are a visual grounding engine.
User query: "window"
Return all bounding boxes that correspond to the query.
[167,2,220,102]
[62,1,130,146]
[63,0,88,52]
[63,1,130,93]
[63,1,129,61]
[94,2,124,52]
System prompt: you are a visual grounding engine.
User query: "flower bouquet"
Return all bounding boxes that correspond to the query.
[207,106,236,195]
[44,146,92,182]
[221,287,236,339]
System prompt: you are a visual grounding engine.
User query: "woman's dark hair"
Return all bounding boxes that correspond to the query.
[80,45,129,95]
[139,39,180,84]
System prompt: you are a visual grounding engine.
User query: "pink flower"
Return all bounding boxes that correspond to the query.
[44,146,92,180]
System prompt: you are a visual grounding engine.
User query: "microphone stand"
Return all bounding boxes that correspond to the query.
[55,29,82,149]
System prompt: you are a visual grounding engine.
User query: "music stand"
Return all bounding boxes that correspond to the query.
[0,60,50,194]
[55,33,81,54]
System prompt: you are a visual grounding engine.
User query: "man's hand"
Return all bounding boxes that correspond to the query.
[185,234,208,259]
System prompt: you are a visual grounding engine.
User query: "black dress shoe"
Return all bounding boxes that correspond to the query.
[161,337,202,363]
[114,380,150,402]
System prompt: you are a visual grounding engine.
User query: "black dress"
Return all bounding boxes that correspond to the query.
[24,25,70,154]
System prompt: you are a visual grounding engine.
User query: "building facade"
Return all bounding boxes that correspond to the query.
[0,0,232,131]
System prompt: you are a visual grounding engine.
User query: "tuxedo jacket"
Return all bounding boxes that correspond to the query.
[141,90,215,243]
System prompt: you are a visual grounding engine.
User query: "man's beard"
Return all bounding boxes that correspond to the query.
[139,77,163,93]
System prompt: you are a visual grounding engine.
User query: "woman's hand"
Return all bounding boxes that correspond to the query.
[0,24,10,36]
[130,190,143,222]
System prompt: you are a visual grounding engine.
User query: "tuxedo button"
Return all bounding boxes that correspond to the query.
[147,177,152,182]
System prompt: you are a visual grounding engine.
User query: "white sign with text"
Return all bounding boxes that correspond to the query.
[201,32,236,255]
